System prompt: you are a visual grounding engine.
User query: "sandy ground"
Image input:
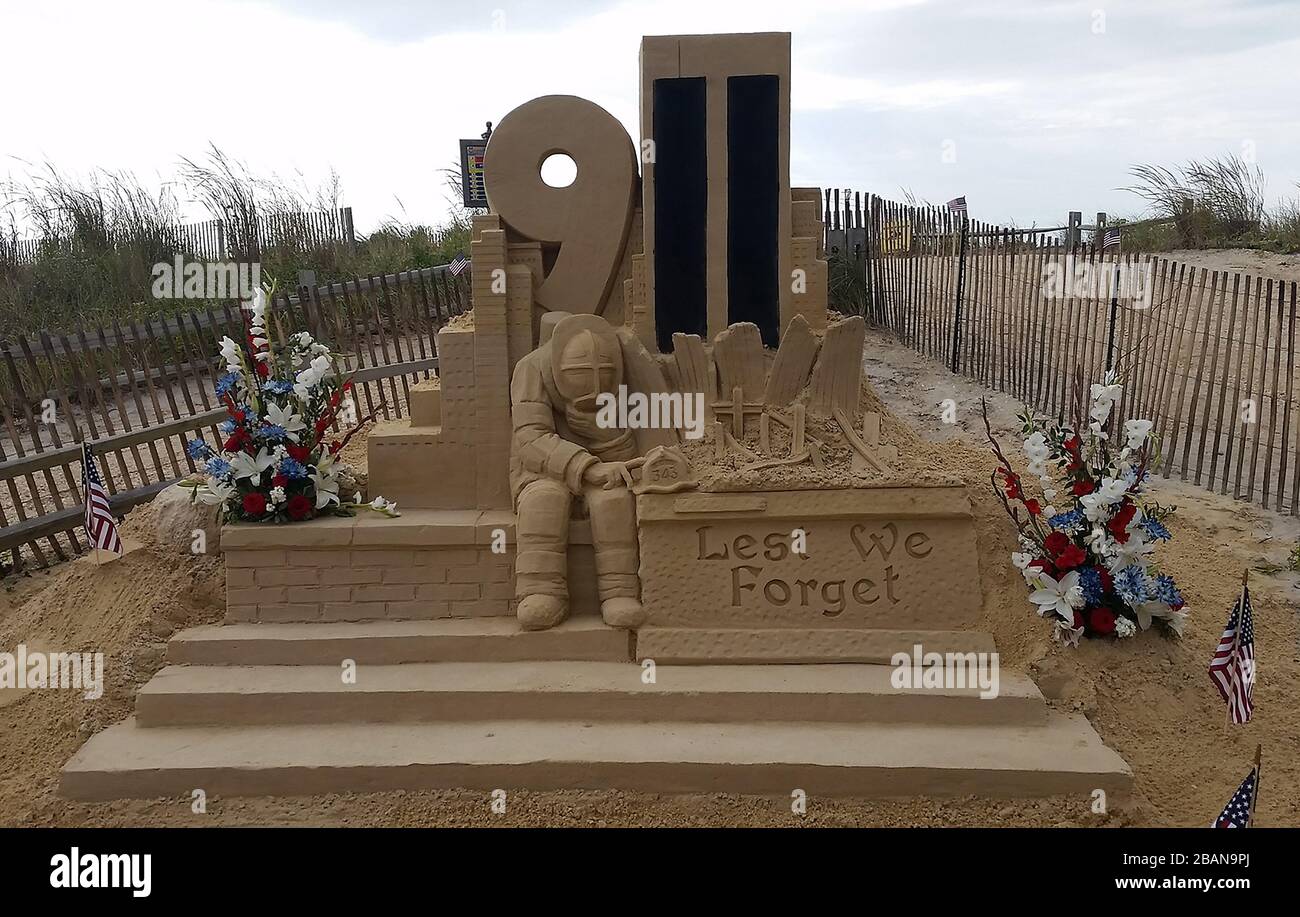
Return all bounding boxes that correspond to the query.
[1166,248,1300,283]
[1,326,1298,828]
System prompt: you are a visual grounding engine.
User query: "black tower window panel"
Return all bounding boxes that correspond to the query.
[727,74,780,347]
[652,76,708,353]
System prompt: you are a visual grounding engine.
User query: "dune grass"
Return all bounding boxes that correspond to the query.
[0,149,474,339]
[1119,155,1300,253]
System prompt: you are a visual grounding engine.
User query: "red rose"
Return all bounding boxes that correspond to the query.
[1107,501,1137,543]
[1024,499,1042,515]
[286,493,313,521]
[1098,567,1114,593]
[1072,610,1085,629]
[1063,436,1080,453]
[242,492,267,516]
[1055,544,1087,570]
[272,474,288,488]
[1044,532,1071,557]
[1087,606,1116,636]
[223,428,247,451]
[1071,479,1095,496]
[286,444,313,464]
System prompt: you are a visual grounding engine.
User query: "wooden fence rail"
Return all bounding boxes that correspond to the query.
[826,189,1300,516]
[0,265,470,568]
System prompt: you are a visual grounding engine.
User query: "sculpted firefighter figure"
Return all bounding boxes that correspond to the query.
[509,314,648,631]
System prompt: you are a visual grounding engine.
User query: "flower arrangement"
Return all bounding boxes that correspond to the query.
[983,375,1186,646]
[182,287,399,524]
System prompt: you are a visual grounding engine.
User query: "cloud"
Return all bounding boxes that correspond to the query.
[0,0,1295,234]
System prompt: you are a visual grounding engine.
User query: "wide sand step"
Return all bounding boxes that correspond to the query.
[135,661,1044,727]
[167,618,632,666]
[61,714,1132,801]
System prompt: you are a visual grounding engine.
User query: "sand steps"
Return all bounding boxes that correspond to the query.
[134,661,1046,727]
[166,618,630,666]
[62,715,1130,801]
[61,617,1133,802]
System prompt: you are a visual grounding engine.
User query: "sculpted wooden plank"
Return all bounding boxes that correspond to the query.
[809,314,865,417]
[713,322,767,401]
[764,314,819,406]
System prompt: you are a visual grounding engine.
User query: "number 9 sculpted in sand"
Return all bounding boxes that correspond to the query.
[484,95,650,631]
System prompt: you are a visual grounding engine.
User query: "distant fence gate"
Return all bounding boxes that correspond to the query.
[0,265,469,569]
[824,189,1300,516]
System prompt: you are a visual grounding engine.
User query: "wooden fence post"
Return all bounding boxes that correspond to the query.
[950,215,969,374]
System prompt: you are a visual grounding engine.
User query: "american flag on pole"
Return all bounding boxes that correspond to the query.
[946,196,967,214]
[1209,580,1254,724]
[1102,227,1122,249]
[448,253,470,276]
[82,442,122,555]
[1212,764,1259,828]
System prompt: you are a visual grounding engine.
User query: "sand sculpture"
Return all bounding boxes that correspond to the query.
[61,31,1134,803]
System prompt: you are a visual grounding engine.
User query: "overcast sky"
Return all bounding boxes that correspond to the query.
[2,0,1297,234]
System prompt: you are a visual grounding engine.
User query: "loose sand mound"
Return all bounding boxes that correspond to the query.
[2,327,1297,827]
[0,500,224,825]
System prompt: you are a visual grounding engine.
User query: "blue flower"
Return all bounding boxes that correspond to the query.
[1048,510,1084,532]
[219,419,237,435]
[1139,517,1171,541]
[1114,566,1150,607]
[263,380,294,396]
[214,371,240,396]
[205,457,233,479]
[1152,574,1183,607]
[259,423,288,441]
[1078,566,1105,604]
[186,438,212,460]
[278,458,308,479]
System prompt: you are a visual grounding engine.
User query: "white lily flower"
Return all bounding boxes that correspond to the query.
[197,480,235,506]
[264,401,307,441]
[1113,532,1155,566]
[1096,476,1129,503]
[310,451,340,508]
[311,471,340,508]
[229,448,275,482]
[1011,552,1032,570]
[1029,570,1084,619]
[1079,492,1109,522]
[1053,618,1085,648]
[1163,608,1188,637]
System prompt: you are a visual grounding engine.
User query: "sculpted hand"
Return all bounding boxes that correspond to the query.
[583,458,646,489]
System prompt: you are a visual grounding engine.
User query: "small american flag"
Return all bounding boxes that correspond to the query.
[82,443,122,554]
[1102,228,1122,249]
[946,196,967,214]
[1209,582,1254,724]
[448,253,470,277]
[1213,765,1258,828]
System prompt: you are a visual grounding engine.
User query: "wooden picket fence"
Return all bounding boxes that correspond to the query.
[828,190,1300,515]
[0,207,355,266]
[0,265,470,569]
